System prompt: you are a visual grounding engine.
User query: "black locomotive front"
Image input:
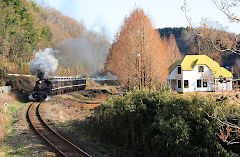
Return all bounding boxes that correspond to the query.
[32,79,52,101]
[32,78,86,101]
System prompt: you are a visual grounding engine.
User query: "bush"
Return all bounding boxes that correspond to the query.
[0,69,4,79]
[82,89,237,156]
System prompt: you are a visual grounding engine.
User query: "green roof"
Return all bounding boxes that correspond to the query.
[169,55,233,78]
[168,60,182,73]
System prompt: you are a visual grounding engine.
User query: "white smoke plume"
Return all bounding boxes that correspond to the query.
[53,31,110,76]
[28,94,34,101]
[29,48,59,79]
[29,30,110,78]
[45,96,52,101]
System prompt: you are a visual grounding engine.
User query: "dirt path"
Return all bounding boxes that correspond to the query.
[0,101,57,156]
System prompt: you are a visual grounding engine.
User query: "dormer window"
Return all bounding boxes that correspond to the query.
[177,66,181,74]
[198,66,204,72]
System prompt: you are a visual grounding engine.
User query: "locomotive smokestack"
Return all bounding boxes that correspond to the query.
[37,70,44,80]
[29,48,59,79]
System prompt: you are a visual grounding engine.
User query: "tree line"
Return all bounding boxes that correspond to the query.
[159,25,240,65]
[0,0,51,62]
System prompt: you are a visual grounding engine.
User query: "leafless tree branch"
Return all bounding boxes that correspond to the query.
[181,0,240,56]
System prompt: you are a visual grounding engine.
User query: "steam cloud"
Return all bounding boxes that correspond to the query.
[53,31,110,75]
[29,31,110,78]
[29,48,58,79]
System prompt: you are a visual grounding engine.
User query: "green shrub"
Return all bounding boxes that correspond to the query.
[0,69,4,79]
[82,89,237,156]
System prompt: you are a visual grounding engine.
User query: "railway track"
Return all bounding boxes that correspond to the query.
[27,102,92,157]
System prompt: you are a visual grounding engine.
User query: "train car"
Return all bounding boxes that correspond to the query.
[32,77,86,101]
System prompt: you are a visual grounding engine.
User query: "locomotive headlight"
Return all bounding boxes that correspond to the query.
[39,81,42,84]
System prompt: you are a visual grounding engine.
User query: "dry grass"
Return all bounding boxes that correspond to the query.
[183,91,240,106]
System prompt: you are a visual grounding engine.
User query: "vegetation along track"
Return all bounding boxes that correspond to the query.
[27,102,92,157]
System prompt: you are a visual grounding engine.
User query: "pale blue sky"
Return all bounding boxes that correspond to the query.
[41,0,239,41]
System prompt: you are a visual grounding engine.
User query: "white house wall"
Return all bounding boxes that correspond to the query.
[214,78,233,91]
[182,65,214,92]
[169,66,182,80]
[169,66,183,92]
[169,65,219,92]
[168,61,233,93]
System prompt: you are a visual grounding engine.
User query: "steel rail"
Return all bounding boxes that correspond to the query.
[27,102,92,157]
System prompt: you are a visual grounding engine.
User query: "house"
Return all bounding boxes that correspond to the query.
[167,55,233,92]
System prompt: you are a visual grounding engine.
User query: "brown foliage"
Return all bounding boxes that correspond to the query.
[105,8,182,89]
[182,0,240,61]
[31,4,84,45]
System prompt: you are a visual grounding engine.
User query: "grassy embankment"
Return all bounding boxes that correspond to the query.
[0,76,36,156]
[0,98,30,156]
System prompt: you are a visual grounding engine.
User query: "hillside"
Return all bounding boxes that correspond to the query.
[0,0,109,86]
[158,27,240,69]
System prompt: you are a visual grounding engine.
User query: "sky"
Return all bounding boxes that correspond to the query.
[40,0,240,42]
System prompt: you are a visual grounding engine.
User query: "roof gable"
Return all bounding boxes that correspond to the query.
[168,60,182,73]
[170,55,233,78]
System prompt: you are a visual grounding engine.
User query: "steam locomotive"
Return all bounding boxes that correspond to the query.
[32,77,86,101]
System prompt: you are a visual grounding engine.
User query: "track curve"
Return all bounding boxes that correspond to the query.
[27,102,92,157]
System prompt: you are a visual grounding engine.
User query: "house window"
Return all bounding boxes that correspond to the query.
[184,80,189,88]
[197,80,202,88]
[198,66,204,72]
[177,67,181,74]
[203,80,207,87]
[178,80,181,88]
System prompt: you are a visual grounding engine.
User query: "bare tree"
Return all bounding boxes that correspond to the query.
[181,0,240,56]
[213,0,240,23]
